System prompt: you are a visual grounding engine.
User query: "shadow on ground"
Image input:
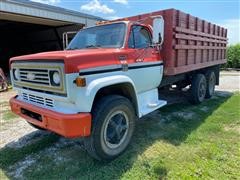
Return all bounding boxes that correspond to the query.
[0,91,233,179]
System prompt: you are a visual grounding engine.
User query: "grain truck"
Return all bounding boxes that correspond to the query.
[9,9,227,160]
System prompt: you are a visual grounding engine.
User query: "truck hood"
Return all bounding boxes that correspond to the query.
[10,49,121,73]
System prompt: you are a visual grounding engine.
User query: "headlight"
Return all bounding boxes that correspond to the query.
[13,69,20,81]
[50,70,61,86]
[53,71,60,84]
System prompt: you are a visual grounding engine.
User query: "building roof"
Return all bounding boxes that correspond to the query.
[0,0,104,26]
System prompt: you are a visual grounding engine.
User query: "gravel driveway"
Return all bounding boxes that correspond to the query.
[216,71,240,92]
[0,71,239,149]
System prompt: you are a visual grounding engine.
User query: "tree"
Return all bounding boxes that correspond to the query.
[226,44,240,68]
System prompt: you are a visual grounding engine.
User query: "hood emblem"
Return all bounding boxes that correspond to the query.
[27,72,35,81]
[118,55,127,61]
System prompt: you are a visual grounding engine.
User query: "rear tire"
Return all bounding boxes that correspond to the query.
[190,74,207,104]
[205,71,216,98]
[84,95,136,161]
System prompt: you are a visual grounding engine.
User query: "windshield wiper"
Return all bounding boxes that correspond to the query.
[85,45,101,49]
[66,47,79,50]
[67,45,102,50]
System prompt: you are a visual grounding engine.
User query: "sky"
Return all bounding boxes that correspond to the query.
[31,0,240,45]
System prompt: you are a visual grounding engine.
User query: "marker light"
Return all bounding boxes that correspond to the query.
[75,77,86,87]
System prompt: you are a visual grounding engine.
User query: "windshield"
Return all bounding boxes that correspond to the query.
[67,23,126,50]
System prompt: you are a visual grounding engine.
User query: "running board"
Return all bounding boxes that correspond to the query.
[148,100,167,108]
[137,89,167,117]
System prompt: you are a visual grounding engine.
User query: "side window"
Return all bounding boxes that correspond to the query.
[128,25,152,49]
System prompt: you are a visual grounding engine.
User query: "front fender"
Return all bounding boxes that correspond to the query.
[75,75,137,112]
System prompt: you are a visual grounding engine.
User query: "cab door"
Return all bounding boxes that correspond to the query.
[125,25,163,93]
[127,25,159,64]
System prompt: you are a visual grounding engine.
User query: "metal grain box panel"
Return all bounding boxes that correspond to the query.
[123,9,228,76]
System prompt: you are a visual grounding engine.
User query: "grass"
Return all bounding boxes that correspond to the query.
[2,110,18,121]
[0,101,18,127]
[0,135,59,169]
[1,101,17,120]
[0,92,239,179]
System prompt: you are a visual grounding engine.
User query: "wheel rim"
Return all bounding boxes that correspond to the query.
[103,111,129,149]
[199,79,206,100]
[209,73,216,95]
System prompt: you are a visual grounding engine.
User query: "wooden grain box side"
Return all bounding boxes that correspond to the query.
[166,9,227,75]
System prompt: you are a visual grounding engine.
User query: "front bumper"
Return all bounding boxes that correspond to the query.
[10,96,92,138]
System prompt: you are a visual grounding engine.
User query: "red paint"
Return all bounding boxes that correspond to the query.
[10,97,92,138]
[10,48,160,74]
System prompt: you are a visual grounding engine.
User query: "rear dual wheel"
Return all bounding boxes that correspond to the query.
[205,71,216,98]
[84,95,136,161]
[190,74,207,104]
[190,71,216,104]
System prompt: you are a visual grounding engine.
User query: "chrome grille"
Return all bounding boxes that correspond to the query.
[19,69,50,85]
[11,62,65,95]
[22,93,54,107]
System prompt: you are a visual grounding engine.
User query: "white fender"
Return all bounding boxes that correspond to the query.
[75,75,138,113]
[86,75,136,97]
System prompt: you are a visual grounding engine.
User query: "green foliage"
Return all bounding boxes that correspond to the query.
[226,44,240,68]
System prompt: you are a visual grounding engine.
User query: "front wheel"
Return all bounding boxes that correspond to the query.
[84,95,136,161]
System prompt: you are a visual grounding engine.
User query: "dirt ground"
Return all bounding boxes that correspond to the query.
[0,91,40,149]
[0,71,239,149]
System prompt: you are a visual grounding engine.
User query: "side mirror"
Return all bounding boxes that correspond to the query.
[63,31,77,50]
[152,16,164,45]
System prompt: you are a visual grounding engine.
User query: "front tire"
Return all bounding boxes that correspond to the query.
[84,95,136,161]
